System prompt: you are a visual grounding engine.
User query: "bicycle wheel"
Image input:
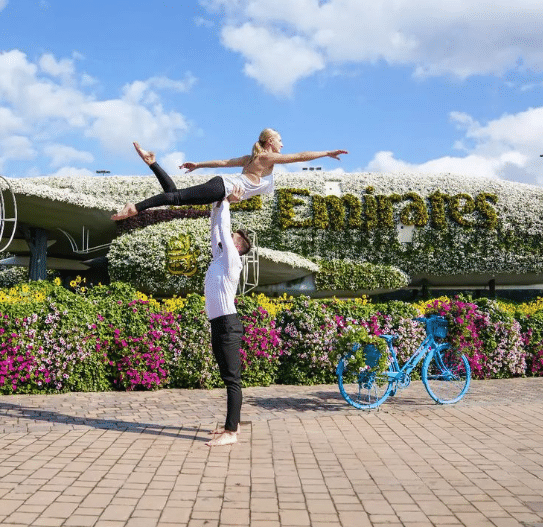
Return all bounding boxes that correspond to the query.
[337,344,395,410]
[422,344,471,404]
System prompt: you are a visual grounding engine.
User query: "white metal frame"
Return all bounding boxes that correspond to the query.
[57,227,111,254]
[238,229,259,295]
[0,175,17,253]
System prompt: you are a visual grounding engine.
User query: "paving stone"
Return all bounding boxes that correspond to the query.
[0,379,542,527]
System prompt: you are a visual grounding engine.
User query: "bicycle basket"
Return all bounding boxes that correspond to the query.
[428,316,448,338]
[363,344,381,369]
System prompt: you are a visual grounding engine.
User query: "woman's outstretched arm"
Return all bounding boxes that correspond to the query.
[262,150,348,165]
[180,155,251,173]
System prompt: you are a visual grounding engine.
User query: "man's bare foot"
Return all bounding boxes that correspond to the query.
[133,142,156,166]
[111,203,138,221]
[206,430,238,446]
[210,424,240,436]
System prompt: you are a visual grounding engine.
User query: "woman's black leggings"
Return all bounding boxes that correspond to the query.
[135,162,226,212]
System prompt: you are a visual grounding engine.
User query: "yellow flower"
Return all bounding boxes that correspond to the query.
[69,280,77,288]
[161,295,186,312]
[412,295,451,315]
[355,295,370,306]
[515,297,543,317]
[54,277,62,286]
[253,293,292,318]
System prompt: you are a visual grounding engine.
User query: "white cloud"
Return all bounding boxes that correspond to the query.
[1,136,36,161]
[147,75,197,93]
[0,50,39,102]
[45,166,95,178]
[460,107,543,152]
[82,99,188,154]
[23,82,89,125]
[0,135,36,171]
[0,50,194,176]
[122,74,197,105]
[366,150,528,181]
[206,0,543,94]
[42,144,94,168]
[365,106,543,184]
[221,23,324,96]
[80,73,98,87]
[0,107,26,136]
[161,152,186,175]
[39,53,76,80]
[0,0,7,12]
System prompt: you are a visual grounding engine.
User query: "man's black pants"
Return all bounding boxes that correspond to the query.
[210,314,243,431]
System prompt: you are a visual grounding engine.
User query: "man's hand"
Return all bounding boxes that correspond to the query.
[227,185,244,203]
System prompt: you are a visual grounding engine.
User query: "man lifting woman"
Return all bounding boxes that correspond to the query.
[111,129,348,446]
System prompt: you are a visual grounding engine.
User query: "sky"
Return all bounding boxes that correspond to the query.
[1,0,543,185]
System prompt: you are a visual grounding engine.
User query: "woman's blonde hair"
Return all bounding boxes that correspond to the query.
[248,128,278,164]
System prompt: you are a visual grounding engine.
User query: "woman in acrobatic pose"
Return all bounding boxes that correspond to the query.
[111,128,348,220]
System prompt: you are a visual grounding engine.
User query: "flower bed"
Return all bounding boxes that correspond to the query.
[1,279,543,394]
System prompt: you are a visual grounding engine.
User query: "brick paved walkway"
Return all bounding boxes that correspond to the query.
[1,378,543,526]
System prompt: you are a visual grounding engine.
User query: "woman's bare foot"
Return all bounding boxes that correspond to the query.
[133,142,156,166]
[206,430,238,447]
[111,203,138,221]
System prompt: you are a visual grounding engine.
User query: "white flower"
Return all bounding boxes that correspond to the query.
[7,170,543,284]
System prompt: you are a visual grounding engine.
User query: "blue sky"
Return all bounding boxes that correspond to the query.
[1,0,543,184]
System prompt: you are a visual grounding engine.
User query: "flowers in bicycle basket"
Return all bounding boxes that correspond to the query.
[336,326,389,374]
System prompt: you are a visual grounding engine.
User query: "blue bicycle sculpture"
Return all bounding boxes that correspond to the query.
[337,315,471,409]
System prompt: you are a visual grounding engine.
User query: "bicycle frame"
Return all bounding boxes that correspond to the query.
[380,332,441,384]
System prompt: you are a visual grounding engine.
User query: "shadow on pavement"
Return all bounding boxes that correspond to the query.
[0,401,209,440]
[244,389,350,412]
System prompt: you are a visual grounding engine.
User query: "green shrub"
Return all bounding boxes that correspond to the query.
[0,281,110,394]
[276,296,340,385]
[236,295,283,387]
[315,258,409,291]
[166,294,220,389]
[4,278,543,394]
